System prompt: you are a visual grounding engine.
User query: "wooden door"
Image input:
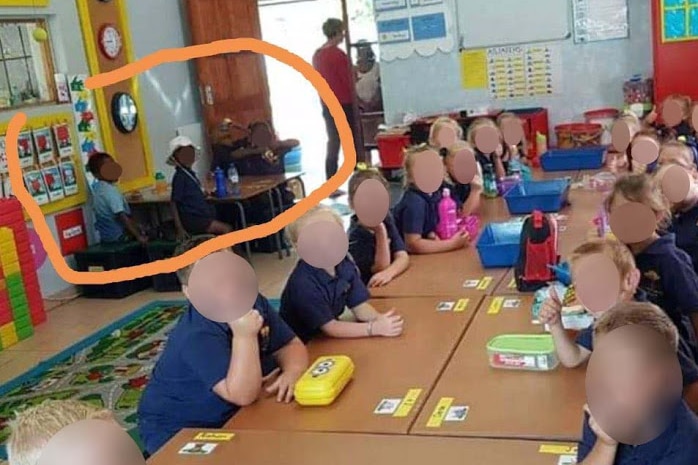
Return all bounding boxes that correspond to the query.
[651,0,698,102]
[186,0,273,136]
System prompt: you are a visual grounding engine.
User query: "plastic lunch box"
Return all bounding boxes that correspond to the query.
[294,355,354,406]
[487,334,559,371]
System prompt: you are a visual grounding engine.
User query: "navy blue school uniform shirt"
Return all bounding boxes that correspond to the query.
[577,401,698,465]
[670,205,698,274]
[280,257,371,343]
[171,166,217,232]
[392,186,440,239]
[634,233,698,358]
[442,179,471,209]
[137,295,295,455]
[475,150,508,176]
[348,214,406,284]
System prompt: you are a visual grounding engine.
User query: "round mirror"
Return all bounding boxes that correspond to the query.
[111,92,138,134]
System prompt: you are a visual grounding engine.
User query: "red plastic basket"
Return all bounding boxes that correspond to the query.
[554,123,603,149]
[376,133,411,169]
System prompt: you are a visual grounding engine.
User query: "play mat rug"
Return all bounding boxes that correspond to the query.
[0,300,192,458]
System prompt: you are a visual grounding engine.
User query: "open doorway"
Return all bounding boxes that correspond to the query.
[259,0,379,195]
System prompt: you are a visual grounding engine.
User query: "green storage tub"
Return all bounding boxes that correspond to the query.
[486,334,559,371]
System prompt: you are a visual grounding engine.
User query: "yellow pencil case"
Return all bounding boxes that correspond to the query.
[294,355,354,406]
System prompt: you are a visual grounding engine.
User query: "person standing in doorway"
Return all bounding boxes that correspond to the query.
[313,18,358,198]
[355,41,382,113]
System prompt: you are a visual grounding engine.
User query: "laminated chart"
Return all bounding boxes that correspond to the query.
[0,197,47,351]
[486,44,562,100]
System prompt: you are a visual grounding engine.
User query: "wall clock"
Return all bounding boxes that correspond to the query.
[98,24,122,60]
[111,92,138,134]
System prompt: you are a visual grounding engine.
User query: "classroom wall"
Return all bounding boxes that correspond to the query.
[380,0,653,132]
[0,1,201,297]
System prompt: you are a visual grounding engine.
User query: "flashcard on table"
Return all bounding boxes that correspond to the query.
[503,298,521,309]
[558,456,577,465]
[374,398,402,415]
[178,442,217,455]
[437,301,455,312]
[444,405,469,422]
[393,388,422,418]
[477,276,493,290]
[508,277,517,289]
[454,298,469,312]
[426,397,454,428]
[193,432,235,441]
[487,297,504,315]
[539,444,578,455]
[463,279,480,289]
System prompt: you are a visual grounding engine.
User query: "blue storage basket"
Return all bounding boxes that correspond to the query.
[549,262,571,286]
[540,146,605,171]
[503,179,570,214]
[476,220,524,268]
[285,146,302,172]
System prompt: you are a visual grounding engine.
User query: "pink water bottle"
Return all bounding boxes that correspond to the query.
[437,188,459,240]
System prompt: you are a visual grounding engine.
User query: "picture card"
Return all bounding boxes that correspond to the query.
[53,123,74,157]
[24,170,49,205]
[503,298,521,309]
[33,127,55,163]
[59,160,79,196]
[55,74,70,103]
[374,398,402,415]
[17,131,35,168]
[178,442,217,455]
[42,165,65,201]
[437,301,455,312]
[0,135,6,174]
[444,405,469,422]
[463,279,480,289]
[1,175,11,198]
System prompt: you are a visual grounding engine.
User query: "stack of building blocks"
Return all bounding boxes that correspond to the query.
[0,198,46,351]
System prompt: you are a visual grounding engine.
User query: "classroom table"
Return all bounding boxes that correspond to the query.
[411,295,586,441]
[225,296,484,434]
[149,429,579,465]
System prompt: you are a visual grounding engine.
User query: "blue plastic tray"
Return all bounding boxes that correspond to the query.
[540,146,605,171]
[503,179,570,214]
[476,220,524,268]
[549,262,571,286]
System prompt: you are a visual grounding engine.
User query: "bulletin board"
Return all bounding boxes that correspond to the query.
[0,112,88,218]
[456,0,570,49]
[661,0,698,42]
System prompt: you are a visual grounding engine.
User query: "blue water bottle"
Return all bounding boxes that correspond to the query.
[214,167,227,198]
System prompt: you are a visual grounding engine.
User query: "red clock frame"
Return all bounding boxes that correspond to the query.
[97,23,123,61]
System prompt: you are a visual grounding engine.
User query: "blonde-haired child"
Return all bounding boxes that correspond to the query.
[281,205,404,342]
[393,144,469,254]
[605,174,698,359]
[645,93,695,141]
[467,117,507,179]
[657,141,698,273]
[428,116,463,148]
[443,140,483,216]
[347,167,410,287]
[496,112,529,162]
[7,399,116,465]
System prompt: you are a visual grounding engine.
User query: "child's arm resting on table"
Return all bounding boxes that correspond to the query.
[268,337,308,403]
[404,231,469,254]
[321,302,404,338]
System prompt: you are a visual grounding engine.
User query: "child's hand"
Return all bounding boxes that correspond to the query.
[449,230,470,249]
[645,105,658,125]
[584,404,618,446]
[368,269,394,287]
[539,287,563,327]
[370,222,388,236]
[264,367,303,403]
[229,309,264,338]
[373,309,404,337]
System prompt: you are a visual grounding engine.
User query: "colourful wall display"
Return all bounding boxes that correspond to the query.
[661,0,698,42]
[0,197,47,351]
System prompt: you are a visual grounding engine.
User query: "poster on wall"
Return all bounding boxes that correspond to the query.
[376,0,455,61]
[59,160,79,196]
[572,0,628,43]
[41,165,65,201]
[68,74,103,186]
[23,170,49,205]
[477,44,562,99]
[0,136,6,174]
[662,0,698,42]
[17,131,36,168]
[33,127,55,164]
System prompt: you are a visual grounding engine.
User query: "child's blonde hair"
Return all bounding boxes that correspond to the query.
[428,117,463,146]
[444,140,473,161]
[8,399,112,465]
[659,141,696,168]
[594,301,679,353]
[495,112,520,126]
[569,239,636,282]
[466,117,500,147]
[604,174,671,228]
[347,165,389,207]
[403,143,436,187]
[664,94,692,120]
[286,204,344,245]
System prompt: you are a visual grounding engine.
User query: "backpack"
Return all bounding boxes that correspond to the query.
[514,210,559,292]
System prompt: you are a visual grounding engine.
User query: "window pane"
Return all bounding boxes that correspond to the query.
[0,64,10,108]
[19,23,31,56]
[0,23,25,59]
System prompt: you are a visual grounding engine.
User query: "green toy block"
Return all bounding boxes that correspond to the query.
[6,276,26,299]
[10,302,29,318]
[13,314,32,330]
[16,324,34,340]
[10,293,28,312]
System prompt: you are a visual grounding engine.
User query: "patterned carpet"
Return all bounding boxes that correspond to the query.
[0,299,279,459]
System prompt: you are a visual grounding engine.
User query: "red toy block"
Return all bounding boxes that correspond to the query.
[30,311,46,325]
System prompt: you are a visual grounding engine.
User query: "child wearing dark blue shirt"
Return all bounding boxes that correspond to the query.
[466,118,507,179]
[393,145,470,254]
[281,205,404,342]
[138,235,308,456]
[443,141,483,216]
[347,168,409,287]
[539,239,698,412]
[658,141,698,274]
[576,301,698,465]
[605,174,698,360]
[168,136,232,237]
